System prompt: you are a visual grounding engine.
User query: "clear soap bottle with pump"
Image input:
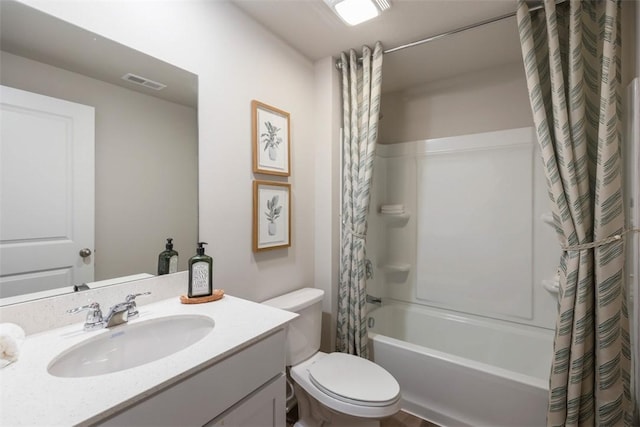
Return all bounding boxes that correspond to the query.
[157,238,179,275]
[188,242,213,298]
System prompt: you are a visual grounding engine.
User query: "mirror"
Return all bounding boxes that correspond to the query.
[0,1,198,305]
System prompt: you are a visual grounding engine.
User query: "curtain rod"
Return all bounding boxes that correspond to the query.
[335,1,559,69]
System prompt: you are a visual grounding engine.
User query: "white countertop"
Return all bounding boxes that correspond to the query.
[0,294,297,426]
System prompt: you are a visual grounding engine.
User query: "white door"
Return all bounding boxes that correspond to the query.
[0,85,95,298]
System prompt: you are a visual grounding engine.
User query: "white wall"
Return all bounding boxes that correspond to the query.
[374,61,556,329]
[0,50,198,281]
[19,0,319,302]
[379,62,533,144]
[314,57,342,352]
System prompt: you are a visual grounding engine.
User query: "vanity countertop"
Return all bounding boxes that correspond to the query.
[0,294,297,426]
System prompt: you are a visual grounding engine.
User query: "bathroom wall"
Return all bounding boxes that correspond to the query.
[372,2,639,330]
[371,60,557,329]
[313,57,342,352]
[0,50,198,281]
[378,61,532,144]
[17,0,321,303]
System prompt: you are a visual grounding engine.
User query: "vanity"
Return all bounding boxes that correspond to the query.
[0,278,297,426]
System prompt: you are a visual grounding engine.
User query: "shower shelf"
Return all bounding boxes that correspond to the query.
[542,279,559,296]
[379,212,410,219]
[381,264,411,273]
[379,211,410,226]
[542,269,560,296]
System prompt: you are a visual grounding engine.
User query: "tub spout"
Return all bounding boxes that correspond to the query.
[366,294,382,306]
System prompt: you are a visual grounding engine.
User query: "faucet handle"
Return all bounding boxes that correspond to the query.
[125,291,151,303]
[67,302,103,330]
[125,292,151,318]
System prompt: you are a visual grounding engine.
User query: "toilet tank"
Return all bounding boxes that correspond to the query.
[263,288,324,366]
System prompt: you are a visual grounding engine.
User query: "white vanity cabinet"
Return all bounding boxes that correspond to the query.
[207,375,285,426]
[98,329,286,426]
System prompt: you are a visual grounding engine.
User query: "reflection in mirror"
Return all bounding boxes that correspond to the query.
[0,1,198,305]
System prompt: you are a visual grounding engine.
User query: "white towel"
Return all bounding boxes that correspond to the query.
[381,204,405,214]
[0,323,25,368]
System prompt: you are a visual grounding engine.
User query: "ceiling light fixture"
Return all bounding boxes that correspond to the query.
[324,0,391,26]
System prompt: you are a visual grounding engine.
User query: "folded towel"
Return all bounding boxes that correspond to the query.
[381,204,405,214]
[0,323,25,368]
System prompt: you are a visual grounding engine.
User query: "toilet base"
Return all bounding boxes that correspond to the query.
[293,383,381,427]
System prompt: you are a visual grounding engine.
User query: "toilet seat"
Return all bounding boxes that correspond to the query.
[290,352,401,419]
[308,352,400,407]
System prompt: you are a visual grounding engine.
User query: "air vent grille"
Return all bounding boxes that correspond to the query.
[373,0,391,11]
[121,73,166,91]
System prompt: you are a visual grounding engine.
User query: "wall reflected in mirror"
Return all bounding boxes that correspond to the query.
[0,1,198,305]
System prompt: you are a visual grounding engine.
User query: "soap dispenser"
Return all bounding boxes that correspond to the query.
[188,242,213,298]
[158,238,179,275]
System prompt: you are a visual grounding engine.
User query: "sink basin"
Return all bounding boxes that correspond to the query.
[48,315,215,378]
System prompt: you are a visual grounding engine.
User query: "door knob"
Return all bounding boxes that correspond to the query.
[79,248,92,258]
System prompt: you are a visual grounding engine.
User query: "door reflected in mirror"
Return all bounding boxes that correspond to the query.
[0,1,198,305]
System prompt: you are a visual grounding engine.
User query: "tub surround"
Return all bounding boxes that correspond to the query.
[0,277,297,426]
[367,127,557,333]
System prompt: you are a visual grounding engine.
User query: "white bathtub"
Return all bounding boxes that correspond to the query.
[367,302,554,427]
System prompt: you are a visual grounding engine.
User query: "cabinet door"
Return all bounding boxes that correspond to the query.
[99,330,285,426]
[207,374,285,427]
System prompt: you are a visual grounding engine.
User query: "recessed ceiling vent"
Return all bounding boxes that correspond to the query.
[121,73,166,91]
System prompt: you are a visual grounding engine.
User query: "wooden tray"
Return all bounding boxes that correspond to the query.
[180,289,225,304]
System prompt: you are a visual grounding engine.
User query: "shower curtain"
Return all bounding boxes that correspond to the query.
[517,0,632,425]
[336,42,383,357]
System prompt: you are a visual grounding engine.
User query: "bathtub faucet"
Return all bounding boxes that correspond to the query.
[366,294,382,306]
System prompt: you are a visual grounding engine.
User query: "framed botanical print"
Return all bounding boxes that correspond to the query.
[253,180,291,251]
[252,100,290,176]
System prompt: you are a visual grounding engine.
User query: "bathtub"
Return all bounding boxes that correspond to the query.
[367,302,554,427]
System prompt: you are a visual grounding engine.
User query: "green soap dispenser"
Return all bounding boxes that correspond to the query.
[158,238,179,275]
[188,242,213,298]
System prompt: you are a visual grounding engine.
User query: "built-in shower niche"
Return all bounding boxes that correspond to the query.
[372,127,558,330]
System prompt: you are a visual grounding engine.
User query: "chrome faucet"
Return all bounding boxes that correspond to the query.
[68,292,151,331]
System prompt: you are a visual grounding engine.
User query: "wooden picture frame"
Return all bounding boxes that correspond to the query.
[253,180,291,252]
[252,100,290,176]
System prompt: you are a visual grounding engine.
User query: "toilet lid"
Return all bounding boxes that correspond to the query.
[308,353,400,407]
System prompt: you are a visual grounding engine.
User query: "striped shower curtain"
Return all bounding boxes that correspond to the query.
[517,1,632,425]
[336,42,383,357]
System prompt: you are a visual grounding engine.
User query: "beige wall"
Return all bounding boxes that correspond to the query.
[379,61,533,144]
[381,1,637,146]
[621,0,638,85]
[18,0,318,302]
[314,57,342,352]
[0,51,198,281]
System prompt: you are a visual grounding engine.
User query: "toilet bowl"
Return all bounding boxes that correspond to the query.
[292,352,400,419]
[263,288,400,427]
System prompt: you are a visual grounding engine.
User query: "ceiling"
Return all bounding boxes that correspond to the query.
[1,0,526,98]
[232,0,525,93]
[0,0,198,108]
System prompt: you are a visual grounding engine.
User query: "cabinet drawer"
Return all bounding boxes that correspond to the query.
[206,374,285,426]
[99,329,285,426]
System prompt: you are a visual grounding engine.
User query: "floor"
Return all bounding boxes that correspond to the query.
[381,411,438,427]
[287,410,437,427]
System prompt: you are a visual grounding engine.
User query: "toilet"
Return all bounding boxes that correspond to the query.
[263,288,400,427]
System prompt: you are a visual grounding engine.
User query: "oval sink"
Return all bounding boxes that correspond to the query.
[48,315,214,378]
